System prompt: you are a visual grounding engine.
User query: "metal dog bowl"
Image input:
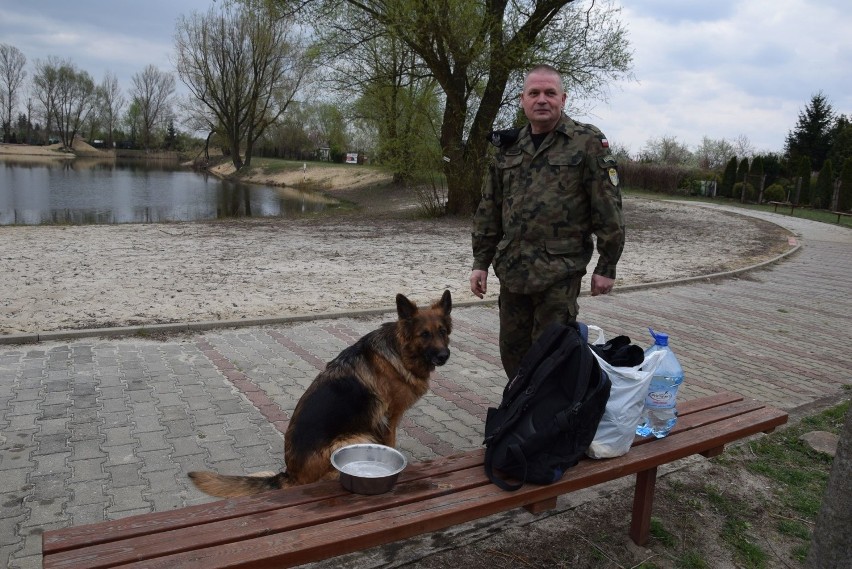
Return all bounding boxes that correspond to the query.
[331,444,407,495]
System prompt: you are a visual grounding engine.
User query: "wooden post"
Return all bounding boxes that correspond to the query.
[630,467,658,545]
[833,179,842,211]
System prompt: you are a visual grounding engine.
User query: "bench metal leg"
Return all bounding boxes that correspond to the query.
[629,467,657,546]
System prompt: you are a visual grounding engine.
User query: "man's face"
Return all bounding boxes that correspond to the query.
[520,70,567,134]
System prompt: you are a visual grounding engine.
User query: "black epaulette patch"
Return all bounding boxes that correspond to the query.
[487,127,522,148]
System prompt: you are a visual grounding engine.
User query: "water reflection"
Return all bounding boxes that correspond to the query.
[0,158,338,225]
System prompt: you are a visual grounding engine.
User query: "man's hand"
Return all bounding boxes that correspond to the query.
[591,274,614,296]
[470,269,489,299]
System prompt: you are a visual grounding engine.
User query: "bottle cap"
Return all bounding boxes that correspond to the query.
[648,328,669,346]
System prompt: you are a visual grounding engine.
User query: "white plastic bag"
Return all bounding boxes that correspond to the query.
[586,348,666,459]
[586,325,606,345]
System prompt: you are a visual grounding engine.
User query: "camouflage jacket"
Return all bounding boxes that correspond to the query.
[471,114,625,294]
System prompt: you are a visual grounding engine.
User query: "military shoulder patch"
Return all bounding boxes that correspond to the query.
[608,167,619,186]
[487,127,522,148]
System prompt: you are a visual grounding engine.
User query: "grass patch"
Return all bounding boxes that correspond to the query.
[777,518,810,541]
[642,400,848,569]
[678,551,711,569]
[650,517,677,547]
[647,517,708,568]
[705,486,768,568]
[746,403,844,514]
[247,157,298,174]
[722,400,848,565]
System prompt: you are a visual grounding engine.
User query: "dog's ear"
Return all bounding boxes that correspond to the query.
[434,289,452,315]
[396,293,418,320]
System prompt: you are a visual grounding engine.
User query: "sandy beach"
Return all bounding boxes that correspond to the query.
[0,144,795,335]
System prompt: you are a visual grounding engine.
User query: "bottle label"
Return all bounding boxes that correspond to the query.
[645,388,677,409]
[645,377,683,409]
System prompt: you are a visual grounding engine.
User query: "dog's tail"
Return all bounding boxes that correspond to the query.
[188,470,289,498]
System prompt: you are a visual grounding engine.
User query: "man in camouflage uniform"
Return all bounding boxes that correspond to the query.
[470,64,625,379]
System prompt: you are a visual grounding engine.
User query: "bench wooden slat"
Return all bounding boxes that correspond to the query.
[42,448,486,555]
[676,391,741,412]
[45,401,785,569]
[44,466,492,569]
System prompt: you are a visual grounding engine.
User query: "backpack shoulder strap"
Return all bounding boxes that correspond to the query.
[484,444,525,491]
[502,323,571,398]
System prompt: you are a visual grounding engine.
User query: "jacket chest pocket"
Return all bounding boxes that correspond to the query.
[498,152,525,195]
[547,152,584,183]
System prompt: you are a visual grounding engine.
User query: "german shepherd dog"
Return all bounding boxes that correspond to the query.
[188,290,452,498]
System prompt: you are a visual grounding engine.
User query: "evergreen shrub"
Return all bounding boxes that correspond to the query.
[733,182,756,202]
[763,183,786,203]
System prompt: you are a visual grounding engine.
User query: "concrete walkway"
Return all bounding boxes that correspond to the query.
[1,206,850,568]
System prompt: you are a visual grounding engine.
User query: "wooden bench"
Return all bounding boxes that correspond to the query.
[767,200,812,215]
[42,392,787,569]
[831,210,852,224]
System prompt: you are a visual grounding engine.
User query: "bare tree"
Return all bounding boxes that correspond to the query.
[732,133,755,159]
[99,71,125,148]
[0,43,27,142]
[175,4,314,170]
[32,57,61,143]
[695,136,735,170]
[639,135,694,166]
[31,57,95,148]
[23,93,35,143]
[53,63,96,148]
[130,65,175,150]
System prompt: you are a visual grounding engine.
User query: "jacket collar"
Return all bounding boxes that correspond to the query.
[518,114,574,153]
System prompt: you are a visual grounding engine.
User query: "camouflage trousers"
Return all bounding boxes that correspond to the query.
[498,274,583,380]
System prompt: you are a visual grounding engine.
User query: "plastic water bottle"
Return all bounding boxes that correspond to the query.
[635,328,684,438]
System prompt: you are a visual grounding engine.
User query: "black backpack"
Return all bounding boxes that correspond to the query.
[483,322,612,490]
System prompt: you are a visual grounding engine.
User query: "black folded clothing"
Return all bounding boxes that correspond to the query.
[590,335,645,367]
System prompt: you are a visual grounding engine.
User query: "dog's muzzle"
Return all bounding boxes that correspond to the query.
[431,349,450,367]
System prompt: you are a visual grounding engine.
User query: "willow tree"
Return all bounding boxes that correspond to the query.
[273,0,631,214]
[341,32,443,184]
[175,3,314,170]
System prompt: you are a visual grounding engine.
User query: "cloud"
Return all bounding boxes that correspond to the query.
[584,1,852,155]
[0,3,178,87]
[2,0,850,158]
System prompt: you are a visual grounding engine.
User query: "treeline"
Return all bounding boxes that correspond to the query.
[0,40,359,162]
[620,92,852,212]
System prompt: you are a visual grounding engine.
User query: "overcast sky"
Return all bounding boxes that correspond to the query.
[1,0,850,156]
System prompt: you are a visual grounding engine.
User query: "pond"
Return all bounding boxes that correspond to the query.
[0,157,339,225]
